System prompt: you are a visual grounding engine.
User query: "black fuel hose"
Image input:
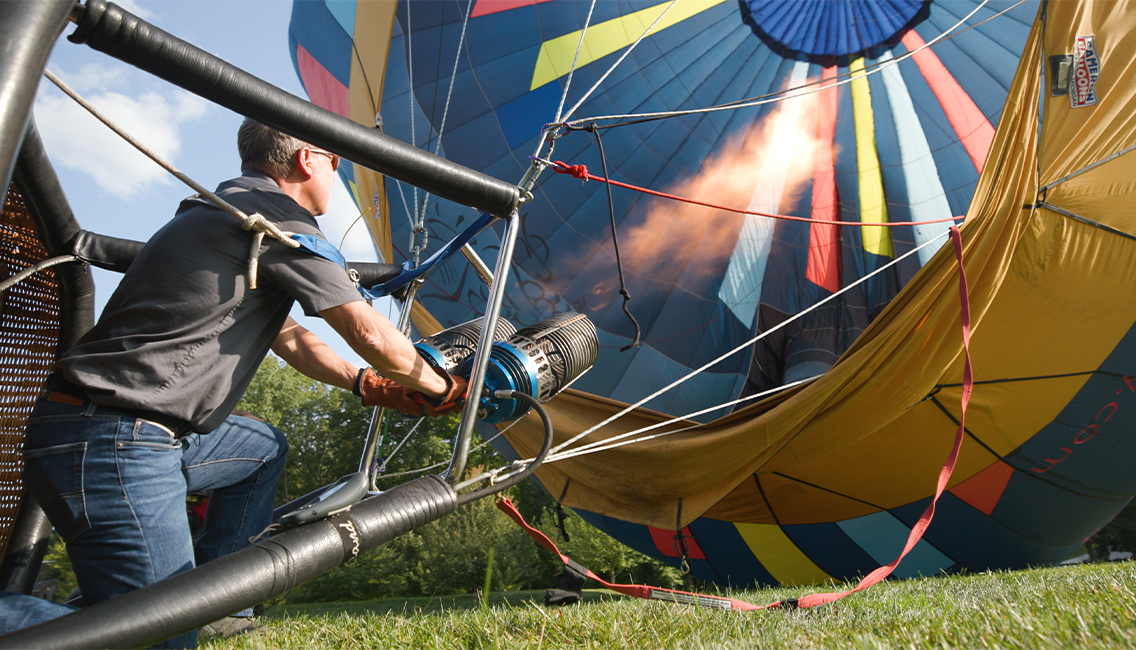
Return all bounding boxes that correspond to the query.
[456,391,554,506]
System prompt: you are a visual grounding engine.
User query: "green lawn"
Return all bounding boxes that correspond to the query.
[201,560,1136,649]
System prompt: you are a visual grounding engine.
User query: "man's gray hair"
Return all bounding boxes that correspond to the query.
[237,118,309,178]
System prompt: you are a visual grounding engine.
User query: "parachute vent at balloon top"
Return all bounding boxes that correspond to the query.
[740,0,932,58]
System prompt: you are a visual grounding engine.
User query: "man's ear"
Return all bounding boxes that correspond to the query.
[294,148,316,181]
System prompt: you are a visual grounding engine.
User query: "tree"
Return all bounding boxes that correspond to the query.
[238,355,685,601]
[237,355,372,503]
[1087,497,1136,560]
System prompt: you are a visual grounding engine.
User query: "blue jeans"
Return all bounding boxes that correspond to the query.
[0,398,288,648]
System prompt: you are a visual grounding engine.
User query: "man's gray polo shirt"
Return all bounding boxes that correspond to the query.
[58,171,362,433]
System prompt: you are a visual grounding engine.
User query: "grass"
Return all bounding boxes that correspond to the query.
[200,560,1136,649]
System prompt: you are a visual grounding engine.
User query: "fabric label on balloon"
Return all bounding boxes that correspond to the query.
[1071,35,1100,108]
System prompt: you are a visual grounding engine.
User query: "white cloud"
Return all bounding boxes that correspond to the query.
[50,63,130,94]
[114,0,156,19]
[35,85,210,199]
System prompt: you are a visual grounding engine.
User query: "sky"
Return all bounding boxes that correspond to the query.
[35,0,393,369]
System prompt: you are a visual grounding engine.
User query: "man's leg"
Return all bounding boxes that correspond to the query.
[0,592,75,632]
[182,415,288,564]
[21,401,197,648]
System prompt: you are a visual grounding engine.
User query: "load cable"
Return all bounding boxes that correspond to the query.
[558,0,680,124]
[552,0,598,124]
[42,69,300,291]
[548,230,950,457]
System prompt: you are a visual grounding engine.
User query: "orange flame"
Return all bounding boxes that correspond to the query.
[551,81,827,316]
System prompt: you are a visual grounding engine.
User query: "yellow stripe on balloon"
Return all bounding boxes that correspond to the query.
[734,523,832,586]
[530,0,729,91]
[849,57,894,258]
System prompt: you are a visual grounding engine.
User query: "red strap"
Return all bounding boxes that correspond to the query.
[500,225,975,611]
[551,160,964,228]
[496,498,778,611]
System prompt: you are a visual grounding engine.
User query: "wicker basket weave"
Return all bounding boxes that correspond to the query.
[0,184,61,562]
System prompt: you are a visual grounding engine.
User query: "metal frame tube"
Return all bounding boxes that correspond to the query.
[443,212,521,483]
[0,0,74,191]
[459,243,494,285]
[359,280,423,483]
[67,0,520,219]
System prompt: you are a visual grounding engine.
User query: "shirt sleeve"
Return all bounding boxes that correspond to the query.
[256,223,364,316]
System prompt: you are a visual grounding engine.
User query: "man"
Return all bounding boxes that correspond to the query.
[0,120,465,646]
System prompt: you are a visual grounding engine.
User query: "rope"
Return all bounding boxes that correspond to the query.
[546,375,820,464]
[551,230,949,457]
[460,374,818,489]
[377,418,519,481]
[554,0,1000,130]
[43,70,299,291]
[785,225,974,609]
[376,417,426,475]
[498,224,975,612]
[549,160,964,228]
[559,0,681,124]
[464,227,948,489]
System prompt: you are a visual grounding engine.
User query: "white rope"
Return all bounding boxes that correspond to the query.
[405,4,422,241]
[339,205,372,250]
[376,416,426,474]
[553,0,598,124]
[459,375,822,488]
[463,231,953,485]
[560,0,680,124]
[561,0,998,128]
[548,375,820,463]
[433,0,474,155]
[550,230,952,456]
[43,70,299,291]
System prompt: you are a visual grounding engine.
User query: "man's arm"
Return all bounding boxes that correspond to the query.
[319,301,448,399]
[271,316,358,391]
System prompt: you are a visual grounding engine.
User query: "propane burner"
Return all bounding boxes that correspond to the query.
[464,312,599,423]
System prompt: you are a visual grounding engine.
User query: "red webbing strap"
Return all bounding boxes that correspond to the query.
[496,497,775,611]
[500,225,974,610]
[551,161,965,228]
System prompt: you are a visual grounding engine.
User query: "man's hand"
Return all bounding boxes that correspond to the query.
[357,368,426,416]
[410,371,469,417]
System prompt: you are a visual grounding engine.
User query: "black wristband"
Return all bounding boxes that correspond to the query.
[352,368,367,398]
